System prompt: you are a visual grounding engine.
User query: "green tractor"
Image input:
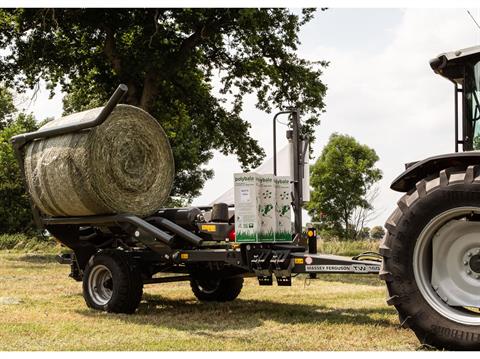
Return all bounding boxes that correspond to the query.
[382,46,480,350]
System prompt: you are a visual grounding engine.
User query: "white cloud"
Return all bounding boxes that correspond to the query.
[298,8,480,225]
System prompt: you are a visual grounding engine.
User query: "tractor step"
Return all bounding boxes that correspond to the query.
[276,276,292,286]
[257,275,273,285]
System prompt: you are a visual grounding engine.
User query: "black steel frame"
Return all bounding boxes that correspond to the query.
[272,109,306,237]
[11,84,381,282]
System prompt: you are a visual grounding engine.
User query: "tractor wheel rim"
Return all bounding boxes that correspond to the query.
[413,207,480,325]
[196,279,220,294]
[88,265,113,306]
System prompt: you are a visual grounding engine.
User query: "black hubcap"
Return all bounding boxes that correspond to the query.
[103,278,113,290]
[469,254,480,273]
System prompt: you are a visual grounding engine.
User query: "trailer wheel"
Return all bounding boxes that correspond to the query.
[82,250,143,314]
[381,167,480,350]
[190,275,243,302]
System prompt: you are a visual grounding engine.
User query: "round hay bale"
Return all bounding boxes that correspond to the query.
[24,104,175,217]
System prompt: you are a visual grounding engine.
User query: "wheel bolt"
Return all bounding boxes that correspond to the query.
[464,260,468,265]
[467,270,472,275]
[468,252,473,257]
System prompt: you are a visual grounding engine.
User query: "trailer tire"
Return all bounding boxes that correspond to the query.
[381,167,480,350]
[190,275,243,302]
[82,250,143,314]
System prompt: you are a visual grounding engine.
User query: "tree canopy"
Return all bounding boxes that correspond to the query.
[0,86,15,130]
[0,8,328,202]
[307,133,382,240]
[0,87,38,233]
[370,225,385,240]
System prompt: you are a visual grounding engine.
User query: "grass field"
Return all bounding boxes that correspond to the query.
[0,240,421,351]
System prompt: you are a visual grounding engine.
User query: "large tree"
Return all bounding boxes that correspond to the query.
[0,9,327,202]
[307,133,382,240]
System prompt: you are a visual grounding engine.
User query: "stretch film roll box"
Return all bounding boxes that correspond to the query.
[234,173,292,243]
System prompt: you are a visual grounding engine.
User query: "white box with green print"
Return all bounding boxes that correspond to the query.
[234,173,292,243]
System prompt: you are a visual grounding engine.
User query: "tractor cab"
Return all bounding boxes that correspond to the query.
[430,45,480,151]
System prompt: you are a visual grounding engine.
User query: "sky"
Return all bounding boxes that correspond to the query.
[19,8,480,228]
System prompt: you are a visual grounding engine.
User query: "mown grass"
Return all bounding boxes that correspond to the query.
[0,239,420,351]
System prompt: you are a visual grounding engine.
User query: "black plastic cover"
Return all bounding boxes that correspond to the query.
[391,151,480,192]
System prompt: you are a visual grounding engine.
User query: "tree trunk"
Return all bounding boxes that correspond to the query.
[344,210,349,240]
[139,71,158,112]
[124,81,140,107]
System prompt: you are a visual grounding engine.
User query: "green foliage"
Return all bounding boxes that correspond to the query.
[307,133,382,240]
[370,225,385,240]
[163,196,189,208]
[0,86,15,129]
[38,116,54,127]
[317,238,379,257]
[0,9,328,202]
[0,233,55,251]
[474,135,480,150]
[357,227,370,240]
[0,90,38,233]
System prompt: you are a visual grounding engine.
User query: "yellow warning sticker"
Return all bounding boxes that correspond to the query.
[201,224,217,232]
[294,258,304,264]
[180,253,189,260]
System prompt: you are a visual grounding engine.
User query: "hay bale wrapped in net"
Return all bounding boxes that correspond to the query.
[24,104,175,217]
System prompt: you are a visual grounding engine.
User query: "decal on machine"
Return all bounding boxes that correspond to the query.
[305,264,380,273]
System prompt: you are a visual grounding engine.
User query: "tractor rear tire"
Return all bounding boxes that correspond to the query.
[190,275,244,302]
[82,250,143,314]
[381,166,480,350]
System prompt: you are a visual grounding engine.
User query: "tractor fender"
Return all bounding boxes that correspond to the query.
[391,151,480,192]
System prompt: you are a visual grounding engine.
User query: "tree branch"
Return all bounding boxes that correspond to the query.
[178,25,206,57]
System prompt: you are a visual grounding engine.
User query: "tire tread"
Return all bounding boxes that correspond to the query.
[381,167,480,350]
[83,250,143,314]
